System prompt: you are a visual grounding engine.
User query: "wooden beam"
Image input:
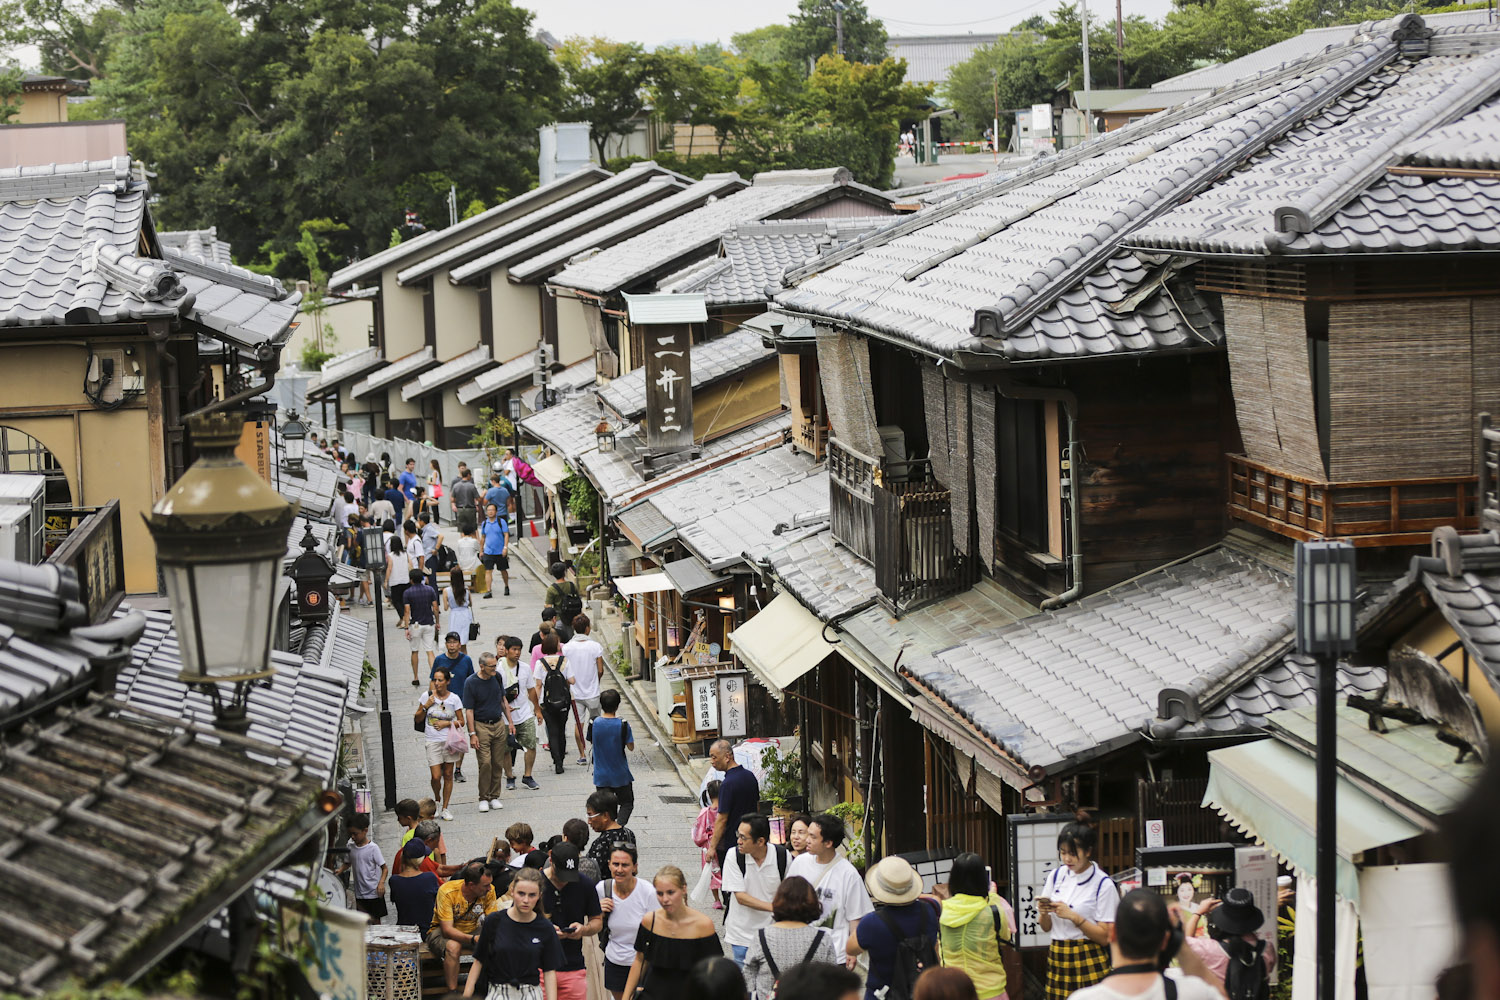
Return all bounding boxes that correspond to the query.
[1388,165,1500,180]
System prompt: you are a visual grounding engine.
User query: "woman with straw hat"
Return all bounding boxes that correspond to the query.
[847,856,941,1000]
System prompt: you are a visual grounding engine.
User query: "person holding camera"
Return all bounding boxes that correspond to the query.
[1068,889,1220,1000]
[1179,888,1275,998]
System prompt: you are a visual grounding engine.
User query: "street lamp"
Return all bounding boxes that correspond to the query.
[145,411,297,732]
[595,419,616,453]
[283,411,308,475]
[359,523,398,812]
[289,524,335,622]
[508,396,524,523]
[1293,539,1357,1000]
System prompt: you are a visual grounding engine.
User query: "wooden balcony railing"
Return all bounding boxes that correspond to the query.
[829,436,877,562]
[793,415,829,461]
[1226,453,1477,547]
[1479,413,1500,532]
[874,479,977,615]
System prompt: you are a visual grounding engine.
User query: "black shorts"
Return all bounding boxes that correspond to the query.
[355,896,388,921]
[482,553,509,571]
[604,959,632,992]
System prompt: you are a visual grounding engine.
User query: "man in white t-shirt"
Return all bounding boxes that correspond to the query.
[562,613,606,766]
[1067,889,1223,1000]
[785,812,872,967]
[721,813,789,966]
[498,635,541,790]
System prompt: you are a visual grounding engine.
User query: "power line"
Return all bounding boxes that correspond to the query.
[880,0,1053,29]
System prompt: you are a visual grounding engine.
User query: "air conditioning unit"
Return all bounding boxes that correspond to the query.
[0,506,35,562]
[0,473,46,563]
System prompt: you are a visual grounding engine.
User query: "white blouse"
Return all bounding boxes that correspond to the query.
[1041,862,1120,941]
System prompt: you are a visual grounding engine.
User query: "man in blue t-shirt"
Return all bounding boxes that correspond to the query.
[484,473,514,532]
[399,457,420,503]
[708,738,760,869]
[478,502,510,598]
[587,689,635,823]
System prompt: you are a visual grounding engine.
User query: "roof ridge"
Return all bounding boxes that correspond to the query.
[161,246,288,300]
[1267,41,1500,245]
[985,34,1400,337]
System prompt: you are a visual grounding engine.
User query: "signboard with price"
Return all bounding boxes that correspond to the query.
[1008,813,1071,949]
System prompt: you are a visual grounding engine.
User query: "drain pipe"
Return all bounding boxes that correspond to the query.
[993,376,1083,609]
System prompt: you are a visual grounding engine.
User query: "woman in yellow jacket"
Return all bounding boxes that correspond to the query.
[938,853,1017,1000]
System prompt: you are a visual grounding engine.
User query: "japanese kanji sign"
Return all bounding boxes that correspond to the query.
[643,321,694,454]
[718,671,748,738]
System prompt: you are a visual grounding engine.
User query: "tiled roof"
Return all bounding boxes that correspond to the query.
[766,528,878,620]
[407,166,687,285]
[657,218,893,307]
[456,349,537,405]
[551,168,891,295]
[517,390,601,460]
[1398,101,1500,169]
[329,167,609,290]
[597,325,775,421]
[158,227,233,266]
[115,610,352,783]
[161,246,301,349]
[272,438,342,520]
[518,355,597,411]
[779,19,1500,357]
[903,547,1294,774]
[1102,88,1210,114]
[400,343,494,401]
[306,345,387,398]
[501,174,750,285]
[1188,656,1388,737]
[580,412,793,506]
[351,345,437,399]
[1409,528,1500,700]
[1129,38,1500,256]
[0,696,326,995]
[619,445,824,568]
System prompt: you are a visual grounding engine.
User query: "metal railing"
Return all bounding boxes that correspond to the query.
[1226,453,1478,547]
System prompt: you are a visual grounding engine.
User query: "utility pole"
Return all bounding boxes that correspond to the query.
[833,0,846,56]
[1080,0,1093,138]
[1116,0,1125,88]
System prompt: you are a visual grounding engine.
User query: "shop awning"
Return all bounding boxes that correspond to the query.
[728,593,838,702]
[533,454,570,490]
[614,573,673,596]
[1203,737,1423,906]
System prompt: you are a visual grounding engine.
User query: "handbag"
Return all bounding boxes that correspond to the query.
[414,701,429,734]
[468,621,481,642]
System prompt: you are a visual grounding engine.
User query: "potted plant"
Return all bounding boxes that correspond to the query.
[761,743,805,814]
[828,800,866,871]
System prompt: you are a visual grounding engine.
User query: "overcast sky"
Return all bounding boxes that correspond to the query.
[529,0,1180,50]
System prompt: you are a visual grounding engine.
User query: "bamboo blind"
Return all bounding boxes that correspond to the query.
[971,385,998,573]
[1223,295,1327,480]
[923,364,952,488]
[1328,299,1472,480]
[949,382,972,555]
[1472,298,1500,470]
[814,327,881,457]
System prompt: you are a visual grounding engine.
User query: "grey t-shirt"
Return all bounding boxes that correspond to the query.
[451,479,480,512]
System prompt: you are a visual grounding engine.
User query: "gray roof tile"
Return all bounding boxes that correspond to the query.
[456,349,539,405]
[158,227,233,265]
[579,412,792,505]
[551,168,891,295]
[306,345,387,398]
[350,346,437,399]
[400,343,494,401]
[597,325,775,421]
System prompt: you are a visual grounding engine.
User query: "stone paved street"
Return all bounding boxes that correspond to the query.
[349,537,708,919]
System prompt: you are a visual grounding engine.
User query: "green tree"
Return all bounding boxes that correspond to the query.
[731,23,794,65]
[557,36,652,164]
[1161,0,1301,64]
[943,34,1049,142]
[0,66,22,122]
[786,0,888,69]
[649,47,741,156]
[0,0,126,79]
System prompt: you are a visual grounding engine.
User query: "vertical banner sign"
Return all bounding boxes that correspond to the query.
[643,322,694,454]
[236,419,272,483]
[718,671,748,738]
[1235,845,1280,983]
[1008,814,1071,949]
[689,676,718,733]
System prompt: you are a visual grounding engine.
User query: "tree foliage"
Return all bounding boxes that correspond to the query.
[557,36,653,164]
[0,66,23,122]
[787,0,888,68]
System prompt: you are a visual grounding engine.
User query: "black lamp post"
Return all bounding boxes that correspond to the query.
[509,396,524,522]
[290,525,335,622]
[283,411,308,476]
[145,412,297,732]
[360,522,398,811]
[1293,539,1357,1000]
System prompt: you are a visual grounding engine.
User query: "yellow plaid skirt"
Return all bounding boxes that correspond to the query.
[1045,938,1111,1000]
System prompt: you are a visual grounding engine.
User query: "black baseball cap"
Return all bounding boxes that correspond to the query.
[551,841,581,883]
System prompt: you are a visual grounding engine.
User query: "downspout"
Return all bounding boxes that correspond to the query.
[993,376,1083,609]
[183,345,282,420]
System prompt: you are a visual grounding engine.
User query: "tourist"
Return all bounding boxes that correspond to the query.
[785,813,872,966]
[787,814,812,857]
[338,813,387,923]
[585,789,638,877]
[709,740,760,874]
[506,822,536,869]
[451,466,481,534]
[389,840,442,930]
[1179,888,1276,990]
[532,607,573,647]
[534,633,574,774]
[454,521,482,595]
[1038,814,1117,1000]
[563,614,605,765]
[621,866,724,998]
[500,635,541,790]
[1066,889,1222,1000]
[722,812,789,965]
[589,689,634,822]
[938,853,1016,1000]
[399,457,420,504]
[598,844,659,1000]
[1446,759,1500,1000]
[401,567,440,686]
[774,962,861,1000]
[416,665,464,822]
[544,562,583,628]
[480,501,510,598]
[915,968,980,1000]
[849,856,940,1000]
[463,865,562,1000]
[384,522,405,615]
[463,651,514,814]
[443,568,474,652]
[428,861,498,995]
[394,797,421,852]
[687,956,749,1000]
[543,841,603,1000]
[414,809,448,866]
[741,876,841,1000]
[692,780,722,908]
[485,471,515,528]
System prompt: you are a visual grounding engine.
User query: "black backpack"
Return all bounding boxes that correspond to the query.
[557,582,583,625]
[760,927,826,999]
[541,656,572,713]
[875,906,939,1000]
[428,544,457,575]
[724,844,790,912]
[1222,937,1270,1000]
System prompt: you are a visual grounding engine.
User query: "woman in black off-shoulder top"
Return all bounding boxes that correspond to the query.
[621,865,723,999]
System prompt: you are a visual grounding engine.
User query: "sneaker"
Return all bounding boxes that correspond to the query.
[506,778,517,791]
[575,756,587,766]
[441,808,454,822]
[483,593,493,599]
[522,776,540,790]
[410,679,419,686]
[477,800,490,813]
[454,768,467,783]
[489,798,504,810]
[504,586,511,596]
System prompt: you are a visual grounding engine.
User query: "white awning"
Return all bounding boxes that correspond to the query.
[533,454,570,490]
[613,573,673,596]
[728,593,838,702]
